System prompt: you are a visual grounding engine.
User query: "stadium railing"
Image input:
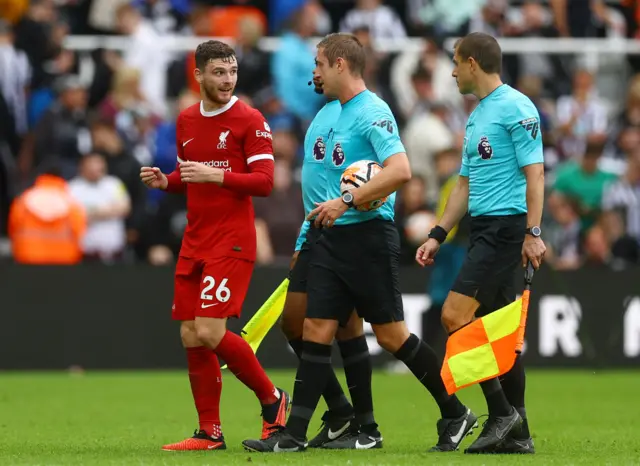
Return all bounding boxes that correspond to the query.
[62,36,640,94]
[64,35,640,62]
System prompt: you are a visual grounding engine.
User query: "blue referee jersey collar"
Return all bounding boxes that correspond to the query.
[341,89,370,107]
[480,83,507,101]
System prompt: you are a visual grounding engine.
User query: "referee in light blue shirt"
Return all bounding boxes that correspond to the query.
[242,33,475,455]
[279,72,368,449]
[417,33,546,455]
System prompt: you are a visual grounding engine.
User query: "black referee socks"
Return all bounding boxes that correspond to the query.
[480,378,512,417]
[338,335,377,433]
[287,341,333,441]
[288,338,303,358]
[500,354,530,438]
[500,354,526,410]
[288,338,353,418]
[394,334,466,419]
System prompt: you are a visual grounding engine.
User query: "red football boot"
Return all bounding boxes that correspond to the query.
[162,429,226,451]
[261,388,291,440]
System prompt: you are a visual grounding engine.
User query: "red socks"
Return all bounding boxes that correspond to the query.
[186,332,277,437]
[215,331,278,405]
[186,346,222,438]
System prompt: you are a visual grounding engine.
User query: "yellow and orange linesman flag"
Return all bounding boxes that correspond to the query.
[441,264,535,395]
[221,278,289,370]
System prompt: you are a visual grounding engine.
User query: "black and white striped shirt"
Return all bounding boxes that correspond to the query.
[340,5,407,39]
[0,43,31,135]
[602,179,640,241]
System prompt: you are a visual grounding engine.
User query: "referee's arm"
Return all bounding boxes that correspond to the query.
[522,163,546,268]
[416,173,468,266]
[351,153,411,207]
[512,109,546,268]
[523,163,544,233]
[433,175,469,233]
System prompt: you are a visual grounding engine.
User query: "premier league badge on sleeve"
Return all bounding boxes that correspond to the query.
[477,136,493,160]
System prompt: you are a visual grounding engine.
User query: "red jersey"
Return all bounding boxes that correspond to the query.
[165,97,274,261]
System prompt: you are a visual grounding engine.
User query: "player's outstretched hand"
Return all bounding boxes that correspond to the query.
[307,198,348,228]
[522,235,546,270]
[180,161,224,184]
[140,167,168,190]
[416,238,440,267]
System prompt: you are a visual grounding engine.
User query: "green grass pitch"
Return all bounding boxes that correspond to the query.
[1,370,638,465]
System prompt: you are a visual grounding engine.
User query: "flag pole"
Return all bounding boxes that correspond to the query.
[515,262,535,354]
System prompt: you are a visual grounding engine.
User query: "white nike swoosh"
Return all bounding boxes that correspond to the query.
[183,138,195,147]
[273,442,301,452]
[327,421,350,440]
[513,441,531,450]
[355,437,379,450]
[450,418,468,444]
[207,444,219,449]
[201,302,219,308]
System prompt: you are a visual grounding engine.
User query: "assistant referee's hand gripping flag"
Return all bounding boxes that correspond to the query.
[441,263,535,395]
[221,278,289,370]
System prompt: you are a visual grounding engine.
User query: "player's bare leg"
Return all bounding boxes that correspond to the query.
[371,320,477,452]
[321,312,382,450]
[441,292,521,453]
[194,316,290,439]
[162,320,226,451]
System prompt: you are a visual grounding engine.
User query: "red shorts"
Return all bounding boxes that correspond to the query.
[172,256,254,321]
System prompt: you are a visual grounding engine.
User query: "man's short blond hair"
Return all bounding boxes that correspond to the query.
[317,33,366,77]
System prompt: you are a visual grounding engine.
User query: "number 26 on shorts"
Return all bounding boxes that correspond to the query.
[201,276,231,303]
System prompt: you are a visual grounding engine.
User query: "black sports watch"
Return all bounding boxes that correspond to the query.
[341,192,355,208]
[526,226,542,238]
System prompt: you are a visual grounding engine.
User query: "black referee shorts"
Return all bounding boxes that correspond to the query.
[306,219,404,326]
[287,226,321,293]
[451,214,526,316]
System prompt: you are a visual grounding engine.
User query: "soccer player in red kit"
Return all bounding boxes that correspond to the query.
[140,40,289,451]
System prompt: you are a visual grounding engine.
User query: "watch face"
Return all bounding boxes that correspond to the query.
[531,226,541,236]
[343,193,353,202]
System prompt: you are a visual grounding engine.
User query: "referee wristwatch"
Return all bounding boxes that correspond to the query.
[341,192,355,208]
[526,226,542,238]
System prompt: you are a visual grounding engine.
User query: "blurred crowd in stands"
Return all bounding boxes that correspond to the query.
[0,0,639,271]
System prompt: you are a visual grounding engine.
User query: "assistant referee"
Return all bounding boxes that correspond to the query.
[417,32,546,455]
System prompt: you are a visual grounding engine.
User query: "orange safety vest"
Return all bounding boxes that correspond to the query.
[0,0,29,24]
[8,175,87,265]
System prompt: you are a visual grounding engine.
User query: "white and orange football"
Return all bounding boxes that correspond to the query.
[340,160,388,212]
